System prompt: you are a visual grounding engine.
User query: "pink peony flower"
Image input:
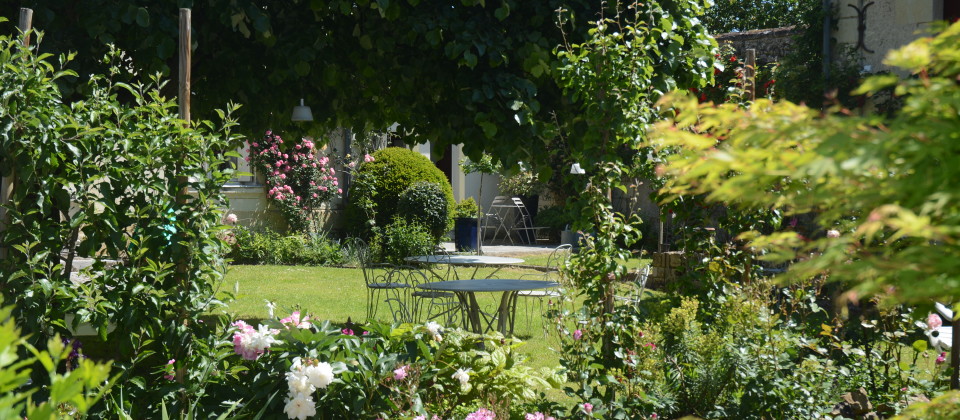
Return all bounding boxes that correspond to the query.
[349,161,356,168]
[280,311,312,329]
[573,329,582,340]
[583,403,593,414]
[928,313,943,330]
[231,320,280,360]
[224,213,238,225]
[337,188,342,194]
[364,154,375,162]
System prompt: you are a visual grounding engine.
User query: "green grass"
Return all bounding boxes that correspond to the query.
[221,256,652,403]
[222,264,568,375]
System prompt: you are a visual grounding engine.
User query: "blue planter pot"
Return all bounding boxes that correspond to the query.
[454,217,479,252]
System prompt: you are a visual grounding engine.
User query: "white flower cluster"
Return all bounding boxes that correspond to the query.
[232,320,280,360]
[283,357,334,420]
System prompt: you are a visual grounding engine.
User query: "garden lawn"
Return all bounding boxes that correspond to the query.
[222,257,653,404]
[223,264,567,370]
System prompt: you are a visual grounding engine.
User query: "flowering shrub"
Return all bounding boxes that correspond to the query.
[247,131,343,232]
[208,314,559,419]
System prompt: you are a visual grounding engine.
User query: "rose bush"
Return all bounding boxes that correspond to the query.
[247,132,344,233]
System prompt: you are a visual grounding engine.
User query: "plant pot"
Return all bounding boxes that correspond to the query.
[560,229,582,247]
[454,217,479,252]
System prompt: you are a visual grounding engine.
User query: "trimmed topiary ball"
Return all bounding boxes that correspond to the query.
[346,147,455,238]
[398,181,450,240]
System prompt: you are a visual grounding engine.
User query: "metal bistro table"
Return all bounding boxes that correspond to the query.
[404,255,524,280]
[416,279,558,336]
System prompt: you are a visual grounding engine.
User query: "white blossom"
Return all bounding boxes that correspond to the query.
[304,361,334,389]
[283,392,317,420]
[452,368,471,386]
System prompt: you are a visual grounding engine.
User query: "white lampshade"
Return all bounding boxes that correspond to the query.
[291,98,313,122]
[570,163,586,175]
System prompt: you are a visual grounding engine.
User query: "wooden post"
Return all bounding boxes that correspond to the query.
[1,8,33,260]
[176,8,191,205]
[745,48,756,102]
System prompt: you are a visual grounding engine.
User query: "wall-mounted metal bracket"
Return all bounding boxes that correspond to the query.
[848,0,875,53]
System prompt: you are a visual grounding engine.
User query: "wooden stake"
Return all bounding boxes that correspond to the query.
[179,8,191,124]
[745,48,756,102]
[1,8,33,260]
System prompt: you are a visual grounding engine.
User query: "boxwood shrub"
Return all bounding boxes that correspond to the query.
[345,147,454,238]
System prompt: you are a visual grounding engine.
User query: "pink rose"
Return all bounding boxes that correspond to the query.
[573,329,582,340]
[393,364,408,381]
[928,313,943,330]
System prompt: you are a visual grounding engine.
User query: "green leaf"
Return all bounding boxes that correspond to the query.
[463,51,478,68]
[359,35,373,50]
[912,339,928,353]
[478,121,498,138]
[135,7,150,27]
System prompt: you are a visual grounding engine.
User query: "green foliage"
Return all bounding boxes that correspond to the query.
[346,147,454,238]
[226,227,343,266]
[895,390,960,419]
[535,206,572,233]
[452,197,480,219]
[0,33,241,417]
[4,1,610,167]
[701,0,814,33]
[397,181,451,240]
[774,2,865,109]
[551,278,947,418]
[210,317,558,419]
[0,306,115,419]
[652,21,960,305]
[498,169,544,197]
[372,218,436,265]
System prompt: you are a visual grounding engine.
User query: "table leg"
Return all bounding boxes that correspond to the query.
[496,291,520,336]
[455,291,483,334]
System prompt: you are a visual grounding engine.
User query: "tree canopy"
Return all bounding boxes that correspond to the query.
[700,0,815,33]
[3,0,716,170]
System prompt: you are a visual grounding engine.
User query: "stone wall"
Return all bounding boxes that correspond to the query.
[714,26,801,64]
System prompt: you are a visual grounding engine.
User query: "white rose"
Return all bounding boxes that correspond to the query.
[283,392,316,420]
[304,362,334,389]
